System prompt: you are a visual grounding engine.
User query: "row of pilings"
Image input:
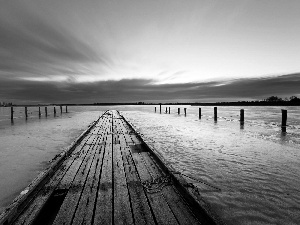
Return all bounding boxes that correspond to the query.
[155,105,288,132]
[10,105,68,121]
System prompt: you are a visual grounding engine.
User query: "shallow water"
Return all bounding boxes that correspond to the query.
[0,105,299,224]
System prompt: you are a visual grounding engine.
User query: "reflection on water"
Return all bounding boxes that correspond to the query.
[240,122,244,130]
[0,105,300,224]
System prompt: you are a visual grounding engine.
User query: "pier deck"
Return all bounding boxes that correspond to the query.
[1,110,221,225]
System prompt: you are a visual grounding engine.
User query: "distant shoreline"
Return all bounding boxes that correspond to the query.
[192,102,300,106]
[1,102,300,107]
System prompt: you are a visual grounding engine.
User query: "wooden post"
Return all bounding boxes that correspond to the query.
[45,107,48,117]
[281,109,287,132]
[178,108,180,114]
[159,104,161,114]
[25,106,28,118]
[199,108,201,119]
[60,105,62,114]
[155,107,156,113]
[184,108,186,116]
[11,107,13,120]
[240,109,244,122]
[66,106,68,113]
[38,107,41,117]
[165,107,167,113]
[214,107,217,121]
[54,107,56,116]
[169,107,170,114]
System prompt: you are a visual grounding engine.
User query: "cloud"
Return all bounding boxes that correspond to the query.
[1,73,299,104]
[0,2,107,78]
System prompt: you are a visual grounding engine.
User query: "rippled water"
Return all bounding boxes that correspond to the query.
[0,105,299,224]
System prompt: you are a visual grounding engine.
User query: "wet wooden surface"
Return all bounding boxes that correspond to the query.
[11,110,204,225]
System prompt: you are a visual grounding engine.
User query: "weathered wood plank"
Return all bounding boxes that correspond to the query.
[13,134,95,225]
[13,161,70,225]
[123,137,179,224]
[140,151,201,225]
[57,135,98,190]
[71,143,105,225]
[113,141,134,225]
[52,135,100,225]
[119,140,155,225]
[93,143,113,224]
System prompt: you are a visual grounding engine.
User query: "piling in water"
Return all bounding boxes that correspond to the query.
[54,107,56,116]
[169,107,170,114]
[281,109,287,132]
[199,108,201,119]
[155,107,156,113]
[160,104,161,114]
[66,106,68,113]
[184,108,186,116]
[45,107,48,117]
[11,107,13,121]
[39,107,41,117]
[25,107,28,119]
[60,106,62,114]
[178,108,180,114]
[214,107,217,121]
[240,109,244,122]
[166,107,168,113]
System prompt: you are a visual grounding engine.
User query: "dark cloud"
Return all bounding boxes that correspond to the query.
[0,73,299,104]
[0,2,107,76]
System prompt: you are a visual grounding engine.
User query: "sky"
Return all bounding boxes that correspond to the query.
[1,0,300,103]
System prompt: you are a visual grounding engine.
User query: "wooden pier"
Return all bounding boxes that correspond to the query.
[0,110,222,225]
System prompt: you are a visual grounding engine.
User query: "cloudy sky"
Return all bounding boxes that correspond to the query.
[1,0,300,103]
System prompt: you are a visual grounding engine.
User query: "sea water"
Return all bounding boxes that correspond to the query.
[0,105,299,224]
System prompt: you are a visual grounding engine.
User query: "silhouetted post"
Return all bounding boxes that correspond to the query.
[45,107,48,117]
[66,106,68,113]
[159,104,161,114]
[184,108,186,116]
[199,108,201,119]
[169,107,170,114]
[240,109,244,121]
[281,109,287,132]
[155,107,156,113]
[60,105,62,114]
[25,107,28,119]
[11,107,13,121]
[178,108,180,114]
[38,107,41,117]
[214,107,217,121]
[54,107,56,116]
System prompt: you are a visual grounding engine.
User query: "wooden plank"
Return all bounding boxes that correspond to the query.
[119,138,155,225]
[52,135,100,225]
[93,143,113,224]
[13,134,96,225]
[71,143,105,225]
[57,135,98,190]
[122,134,179,224]
[140,151,201,225]
[113,141,134,225]
[14,160,72,225]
